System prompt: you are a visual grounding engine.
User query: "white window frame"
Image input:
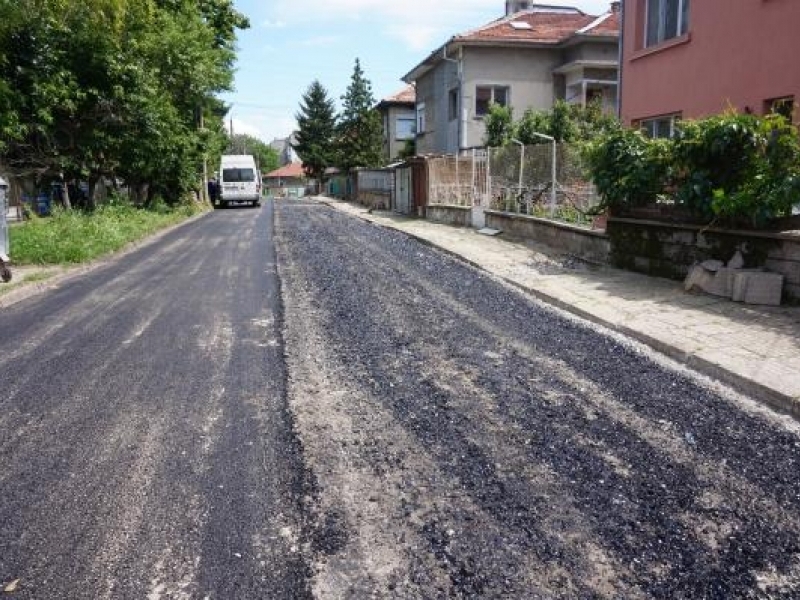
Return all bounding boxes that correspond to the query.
[638,113,681,138]
[416,102,426,135]
[475,85,510,117]
[644,0,689,48]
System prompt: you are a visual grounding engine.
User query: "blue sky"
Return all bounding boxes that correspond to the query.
[221,0,613,144]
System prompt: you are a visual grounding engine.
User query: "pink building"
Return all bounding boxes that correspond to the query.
[620,0,800,135]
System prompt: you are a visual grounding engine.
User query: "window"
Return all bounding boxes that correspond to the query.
[448,89,459,121]
[222,168,255,182]
[396,117,416,140]
[416,102,426,135]
[645,0,689,47]
[765,96,795,122]
[475,85,509,117]
[638,114,680,138]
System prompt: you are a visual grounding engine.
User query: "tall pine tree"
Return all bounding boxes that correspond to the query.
[293,80,337,186]
[336,58,383,172]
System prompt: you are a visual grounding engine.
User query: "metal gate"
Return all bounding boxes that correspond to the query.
[394,166,413,215]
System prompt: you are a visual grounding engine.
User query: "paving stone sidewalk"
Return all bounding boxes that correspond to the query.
[319,196,800,416]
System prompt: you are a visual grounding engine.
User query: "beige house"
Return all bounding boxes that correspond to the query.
[402,3,620,155]
[376,85,416,162]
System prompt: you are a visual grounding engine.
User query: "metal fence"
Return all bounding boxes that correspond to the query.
[487,143,600,225]
[424,144,600,225]
[355,169,393,209]
[426,149,489,208]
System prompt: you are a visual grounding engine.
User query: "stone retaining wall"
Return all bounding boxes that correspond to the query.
[426,205,471,228]
[485,210,610,264]
[607,217,800,300]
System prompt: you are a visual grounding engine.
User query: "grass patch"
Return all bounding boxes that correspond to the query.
[0,270,57,296]
[9,201,206,265]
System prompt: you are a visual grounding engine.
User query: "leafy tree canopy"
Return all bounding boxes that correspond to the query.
[226,133,280,175]
[0,0,248,206]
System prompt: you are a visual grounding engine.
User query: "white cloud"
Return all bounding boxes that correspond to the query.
[229,114,297,145]
[262,19,287,28]
[385,24,442,52]
[269,0,612,51]
[271,0,494,45]
[229,117,265,139]
[297,35,342,47]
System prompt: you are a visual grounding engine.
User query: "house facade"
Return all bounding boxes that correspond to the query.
[269,134,300,166]
[263,162,308,197]
[402,4,620,155]
[620,0,800,135]
[376,85,417,162]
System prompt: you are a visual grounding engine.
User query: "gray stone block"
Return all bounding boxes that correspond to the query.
[732,271,784,306]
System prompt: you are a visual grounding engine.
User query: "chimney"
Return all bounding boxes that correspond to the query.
[610,1,621,12]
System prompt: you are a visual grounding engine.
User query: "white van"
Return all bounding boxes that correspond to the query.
[218,155,261,207]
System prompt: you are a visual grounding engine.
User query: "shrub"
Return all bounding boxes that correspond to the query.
[583,128,671,212]
[586,112,800,227]
[709,115,800,226]
[672,113,764,218]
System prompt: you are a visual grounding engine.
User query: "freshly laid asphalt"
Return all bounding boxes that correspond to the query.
[276,199,800,598]
[319,197,800,414]
[1,198,799,598]
[0,201,311,599]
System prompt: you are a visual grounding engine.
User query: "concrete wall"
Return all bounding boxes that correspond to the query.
[621,0,800,124]
[426,205,472,227]
[485,211,610,263]
[461,46,563,149]
[607,217,800,300]
[563,43,619,64]
[415,61,459,155]
[383,105,415,161]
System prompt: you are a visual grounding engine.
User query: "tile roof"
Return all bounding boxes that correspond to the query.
[384,84,416,104]
[402,4,619,84]
[454,6,618,45]
[264,162,305,178]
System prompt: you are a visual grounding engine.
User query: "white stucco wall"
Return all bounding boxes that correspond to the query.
[461,46,563,149]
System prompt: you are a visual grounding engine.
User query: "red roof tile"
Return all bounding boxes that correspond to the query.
[580,11,620,35]
[454,7,618,45]
[264,162,305,178]
[385,84,416,104]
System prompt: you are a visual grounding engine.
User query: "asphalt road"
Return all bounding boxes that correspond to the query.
[0,201,311,599]
[2,198,800,599]
[277,199,800,599]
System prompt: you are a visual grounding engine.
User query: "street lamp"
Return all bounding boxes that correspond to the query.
[527,132,557,216]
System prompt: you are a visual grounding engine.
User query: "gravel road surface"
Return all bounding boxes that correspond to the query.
[277,199,800,599]
[0,202,311,599]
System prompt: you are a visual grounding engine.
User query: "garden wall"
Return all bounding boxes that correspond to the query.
[426,205,472,227]
[607,217,800,300]
[485,210,610,264]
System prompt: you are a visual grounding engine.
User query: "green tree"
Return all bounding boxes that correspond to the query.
[515,108,550,145]
[293,80,337,184]
[0,0,248,207]
[483,103,514,147]
[226,134,279,173]
[336,59,383,172]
